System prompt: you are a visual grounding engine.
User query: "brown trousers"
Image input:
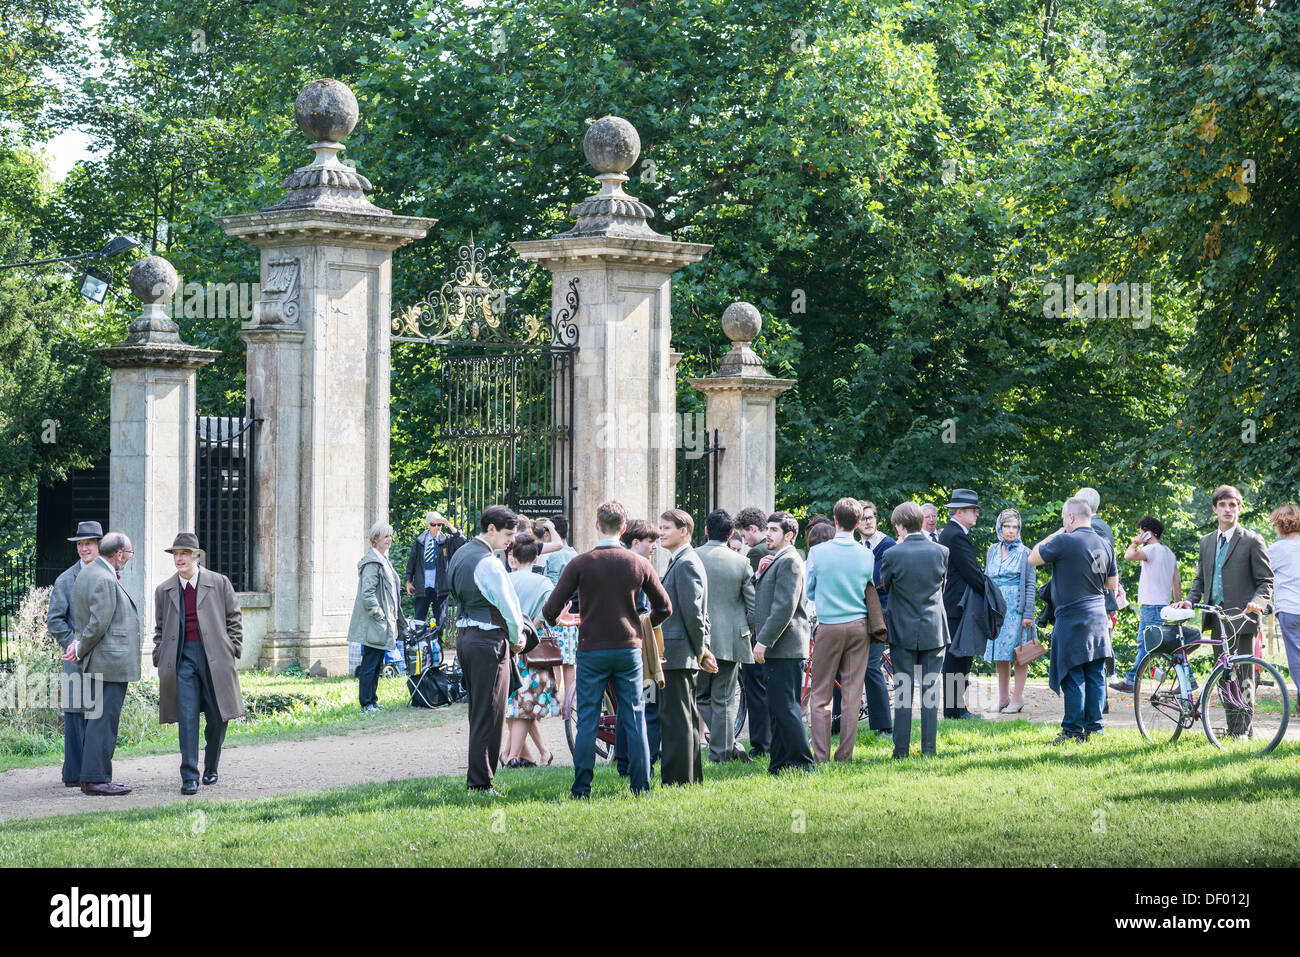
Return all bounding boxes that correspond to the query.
[809,618,871,761]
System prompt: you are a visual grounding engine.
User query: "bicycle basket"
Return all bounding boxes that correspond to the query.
[1145,622,1198,655]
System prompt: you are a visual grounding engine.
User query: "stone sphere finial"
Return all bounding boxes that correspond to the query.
[583,116,640,174]
[129,256,179,304]
[721,302,762,343]
[294,78,359,143]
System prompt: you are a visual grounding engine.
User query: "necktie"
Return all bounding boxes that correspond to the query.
[424,535,436,564]
[1212,532,1229,604]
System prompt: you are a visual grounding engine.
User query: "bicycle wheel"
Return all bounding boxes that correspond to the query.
[732,681,747,740]
[1133,649,1189,743]
[564,686,619,763]
[1201,656,1290,755]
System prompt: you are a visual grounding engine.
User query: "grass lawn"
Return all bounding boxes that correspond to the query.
[0,672,440,773]
[3,720,1298,866]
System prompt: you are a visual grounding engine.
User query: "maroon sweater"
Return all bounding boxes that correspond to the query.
[542,545,671,651]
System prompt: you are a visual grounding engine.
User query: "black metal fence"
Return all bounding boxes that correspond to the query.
[196,401,258,591]
[0,556,36,666]
[676,428,723,545]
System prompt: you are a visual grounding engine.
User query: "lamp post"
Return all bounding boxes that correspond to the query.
[0,236,142,302]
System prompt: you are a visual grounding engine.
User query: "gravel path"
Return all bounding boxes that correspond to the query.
[0,703,573,824]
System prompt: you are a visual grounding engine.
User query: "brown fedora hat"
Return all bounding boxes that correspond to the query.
[164,532,202,553]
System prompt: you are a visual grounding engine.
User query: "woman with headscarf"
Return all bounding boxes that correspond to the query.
[984,508,1036,713]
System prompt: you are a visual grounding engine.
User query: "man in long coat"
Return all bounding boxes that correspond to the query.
[152,532,244,794]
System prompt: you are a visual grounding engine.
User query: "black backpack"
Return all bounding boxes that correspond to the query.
[407,663,466,708]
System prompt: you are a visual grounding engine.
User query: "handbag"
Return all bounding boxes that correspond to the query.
[1014,623,1047,666]
[521,626,563,668]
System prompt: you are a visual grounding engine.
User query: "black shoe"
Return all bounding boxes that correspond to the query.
[954,710,983,720]
[1046,731,1084,746]
[202,771,218,786]
[181,780,199,795]
[733,746,754,764]
[570,791,591,800]
[467,785,502,796]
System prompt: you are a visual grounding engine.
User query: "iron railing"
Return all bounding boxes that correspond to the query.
[676,428,723,545]
[0,556,35,665]
[196,401,259,591]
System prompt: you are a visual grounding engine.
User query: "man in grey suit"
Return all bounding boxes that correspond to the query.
[67,531,141,795]
[1174,484,1273,736]
[879,502,950,757]
[657,509,718,785]
[46,521,104,787]
[752,512,815,774]
[696,509,756,763]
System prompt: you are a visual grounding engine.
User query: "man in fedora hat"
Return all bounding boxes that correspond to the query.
[405,510,466,627]
[152,533,245,794]
[46,521,104,787]
[67,529,139,795]
[939,489,985,719]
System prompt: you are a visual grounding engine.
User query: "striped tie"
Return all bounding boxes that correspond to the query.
[424,535,436,564]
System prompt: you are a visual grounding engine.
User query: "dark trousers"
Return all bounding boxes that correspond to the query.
[891,645,943,756]
[766,657,814,774]
[178,640,228,783]
[660,669,703,786]
[942,621,973,717]
[575,648,649,796]
[414,589,449,627]
[865,642,893,730]
[62,709,86,785]
[358,644,385,708]
[616,690,660,774]
[738,660,771,754]
[458,627,510,789]
[80,680,127,784]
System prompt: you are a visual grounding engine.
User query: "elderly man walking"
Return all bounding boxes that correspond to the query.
[152,533,245,794]
[1029,497,1118,743]
[67,531,139,795]
[46,521,103,787]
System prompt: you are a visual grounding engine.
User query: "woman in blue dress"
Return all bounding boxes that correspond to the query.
[984,508,1037,713]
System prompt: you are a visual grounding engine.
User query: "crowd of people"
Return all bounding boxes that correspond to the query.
[380,482,1300,796]
[47,478,1299,800]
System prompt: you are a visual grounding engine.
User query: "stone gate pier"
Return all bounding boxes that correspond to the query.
[218,80,433,675]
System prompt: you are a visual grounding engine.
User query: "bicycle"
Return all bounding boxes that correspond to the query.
[1133,603,1291,755]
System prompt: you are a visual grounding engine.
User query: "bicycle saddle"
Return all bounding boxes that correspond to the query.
[1160,606,1195,623]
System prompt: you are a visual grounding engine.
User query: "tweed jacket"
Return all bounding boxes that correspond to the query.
[696,540,755,663]
[1186,526,1273,638]
[72,557,141,683]
[753,544,811,659]
[661,544,711,671]
[878,533,951,652]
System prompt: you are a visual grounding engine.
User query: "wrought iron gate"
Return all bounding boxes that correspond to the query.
[392,240,578,536]
[196,401,258,591]
[675,428,723,544]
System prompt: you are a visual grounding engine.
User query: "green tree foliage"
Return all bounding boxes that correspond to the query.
[5,0,1296,562]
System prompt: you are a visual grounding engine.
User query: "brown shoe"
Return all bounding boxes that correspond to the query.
[81,781,131,796]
